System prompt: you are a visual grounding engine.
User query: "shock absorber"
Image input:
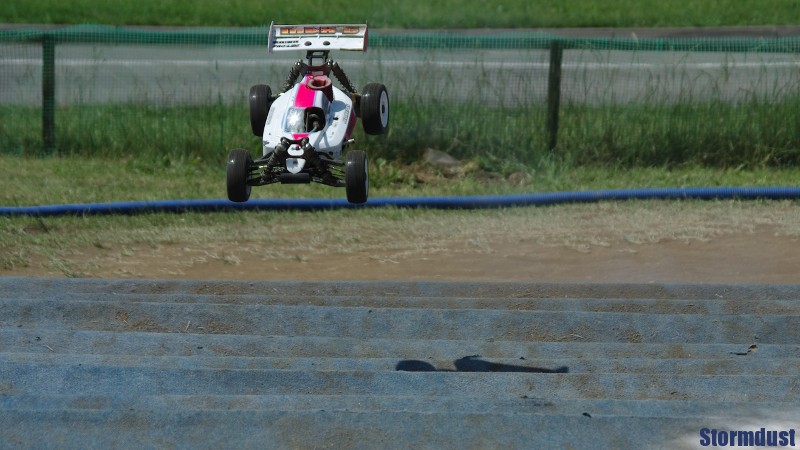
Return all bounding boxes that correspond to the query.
[300,139,326,173]
[282,60,306,93]
[261,139,289,183]
[329,61,357,94]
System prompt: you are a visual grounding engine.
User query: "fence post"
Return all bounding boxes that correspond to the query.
[42,34,56,153]
[546,40,563,152]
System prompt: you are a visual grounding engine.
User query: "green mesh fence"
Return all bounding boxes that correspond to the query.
[1,25,800,166]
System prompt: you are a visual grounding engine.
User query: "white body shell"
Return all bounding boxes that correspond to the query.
[261,74,357,170]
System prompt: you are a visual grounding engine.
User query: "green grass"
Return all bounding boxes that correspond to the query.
[2,154,799,207]
[0,104,253,164]
[559,98,800,168]
[3,154,800,277]
[2,0,799,28]
[3,1,799,281]
[4,96,800,170]
[3,2,799,172]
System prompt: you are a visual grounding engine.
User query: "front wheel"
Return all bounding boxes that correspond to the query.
[345,150,368,204]
[227,148,253,202]
[360,83,389,135]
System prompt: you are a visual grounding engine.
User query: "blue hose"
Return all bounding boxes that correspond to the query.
[1,186,799,217]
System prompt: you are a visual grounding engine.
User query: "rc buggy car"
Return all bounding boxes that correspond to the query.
[227,22,389,204]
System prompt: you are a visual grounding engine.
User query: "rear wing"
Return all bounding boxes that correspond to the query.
[268,22,368,53]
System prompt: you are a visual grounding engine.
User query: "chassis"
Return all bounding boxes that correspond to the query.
[227,23,389,204]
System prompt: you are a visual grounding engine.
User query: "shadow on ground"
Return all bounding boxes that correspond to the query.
[396,355,569,373]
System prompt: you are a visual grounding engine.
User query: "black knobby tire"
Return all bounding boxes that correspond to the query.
[345,150,368,204]
[249,84,272,137]
[227,148,253,203]
[360,83,389,135]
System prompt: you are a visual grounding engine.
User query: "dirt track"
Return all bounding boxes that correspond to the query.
[6,217,800,284]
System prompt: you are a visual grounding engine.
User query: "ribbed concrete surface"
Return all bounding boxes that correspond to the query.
[1,277,799,449]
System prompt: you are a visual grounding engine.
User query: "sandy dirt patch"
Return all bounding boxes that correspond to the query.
[5,201,799,284]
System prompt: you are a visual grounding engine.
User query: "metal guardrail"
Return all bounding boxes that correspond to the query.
[4,25,800,51]
[2,25,799,153]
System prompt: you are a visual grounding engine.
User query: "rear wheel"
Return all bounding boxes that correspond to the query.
[360,83,389,135]
[227,148,253,202]
[249,84,272,137]
[345,150,368,204]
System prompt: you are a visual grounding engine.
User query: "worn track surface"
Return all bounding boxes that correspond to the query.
[1,277,799,449]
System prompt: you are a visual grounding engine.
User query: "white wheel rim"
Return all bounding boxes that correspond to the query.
[379,91,389,128]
